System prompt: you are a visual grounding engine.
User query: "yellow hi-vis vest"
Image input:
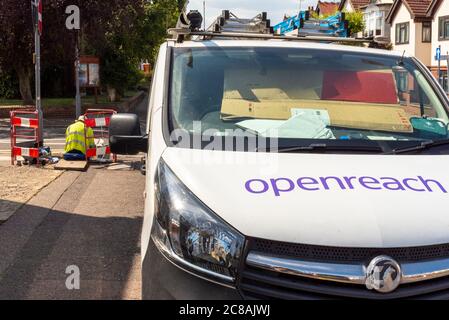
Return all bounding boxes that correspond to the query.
[65,120,95,155]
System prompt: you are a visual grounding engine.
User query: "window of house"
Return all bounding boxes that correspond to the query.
[422,21,431,42]
[375,11,384,36]
[364,11,373,37]
[396,22,409,44]
[365,10,384,37]
[439,16,449,40]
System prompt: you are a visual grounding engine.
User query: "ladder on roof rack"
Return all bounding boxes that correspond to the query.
[273,11,349,37]
[208,10,272,34]
[168,9,375,45]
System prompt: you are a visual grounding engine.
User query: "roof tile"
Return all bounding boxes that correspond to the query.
[351,0,371,10]
[404,0,432,17]
[316,1,340,15]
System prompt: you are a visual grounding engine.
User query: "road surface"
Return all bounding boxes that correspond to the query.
[0,118,70,162]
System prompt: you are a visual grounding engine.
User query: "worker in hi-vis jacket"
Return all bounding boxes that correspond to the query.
[64,115,95,160]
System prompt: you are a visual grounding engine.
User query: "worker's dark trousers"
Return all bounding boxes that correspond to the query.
[64,149,86,161]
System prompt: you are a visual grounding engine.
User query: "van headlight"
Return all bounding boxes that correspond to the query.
[151,159,245,284]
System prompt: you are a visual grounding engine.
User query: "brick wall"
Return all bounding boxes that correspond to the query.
[429,66,449,95]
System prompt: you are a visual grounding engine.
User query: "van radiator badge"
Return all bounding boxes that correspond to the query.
[365,255,402,293]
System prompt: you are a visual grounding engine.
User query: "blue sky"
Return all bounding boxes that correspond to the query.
[187,0,322,29]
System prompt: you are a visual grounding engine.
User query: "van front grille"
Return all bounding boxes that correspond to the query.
[238,238,449,300]
[239,265,449,300]
[251,238,449,263]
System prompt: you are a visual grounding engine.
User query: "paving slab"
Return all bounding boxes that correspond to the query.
[0,165,144,300]
[0,166,64,222]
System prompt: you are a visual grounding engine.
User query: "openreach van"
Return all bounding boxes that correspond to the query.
[109,10,449,299]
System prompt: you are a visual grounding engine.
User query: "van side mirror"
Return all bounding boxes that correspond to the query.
[109,113,148,155]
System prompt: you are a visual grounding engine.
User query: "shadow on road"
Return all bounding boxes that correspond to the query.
[0,199,142,300]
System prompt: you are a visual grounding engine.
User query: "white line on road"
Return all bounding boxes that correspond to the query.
[0,138,65,142]
[0,139,66,145]
[0,150,64,154]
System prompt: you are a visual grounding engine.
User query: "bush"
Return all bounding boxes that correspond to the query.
[346,11,365,36]
[128,69,145,91]
[0,70,20,99]
[101,51,141,96]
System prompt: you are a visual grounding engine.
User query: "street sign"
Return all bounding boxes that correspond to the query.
[436,47,441,60]
[436,55,449,60]
[31,0,42,35]
[38,0,42,35]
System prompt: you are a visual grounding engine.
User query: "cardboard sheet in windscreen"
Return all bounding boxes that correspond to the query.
[220,68,412,133]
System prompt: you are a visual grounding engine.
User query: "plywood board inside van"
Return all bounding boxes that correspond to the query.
[221,99,413,133]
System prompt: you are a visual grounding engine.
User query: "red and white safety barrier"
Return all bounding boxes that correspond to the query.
[86,146,111,158]
[12,147,39,158]
[10,110,41,166]
[84,117,111,128]
[11,117,39,128]
[84,109,117,162]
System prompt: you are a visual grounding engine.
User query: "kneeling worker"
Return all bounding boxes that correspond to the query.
[64,115,95,160]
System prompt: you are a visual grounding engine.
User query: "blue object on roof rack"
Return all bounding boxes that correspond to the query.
[273,11,349,38]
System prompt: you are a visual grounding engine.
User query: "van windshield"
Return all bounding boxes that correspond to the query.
[169,46,449,153]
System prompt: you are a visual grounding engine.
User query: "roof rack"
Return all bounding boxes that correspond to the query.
[169,9,376,45]
[168,29,374,44]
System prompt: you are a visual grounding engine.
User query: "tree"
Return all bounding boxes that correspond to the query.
[0,0,79,102]
[0,0,184,102]
[0,68,19,99]
[92,0,185,101]
[139,0,185,62]
[0,1,35,104]
[346,11,365,36]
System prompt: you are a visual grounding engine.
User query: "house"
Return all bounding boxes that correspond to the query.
[315,1,340,16]
[386,0,433,67]
[362,1,394,39]
[338,0,370,12]
[339,0,393,39]
[427,0,449,91]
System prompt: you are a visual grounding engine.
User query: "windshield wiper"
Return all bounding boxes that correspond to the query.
[222,116,254,122]
[256,143,384,153]
[385,139,449,155]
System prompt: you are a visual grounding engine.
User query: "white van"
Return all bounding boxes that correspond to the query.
[109,28,449,299]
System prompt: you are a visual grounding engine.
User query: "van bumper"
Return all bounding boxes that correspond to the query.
[142,239,243,300]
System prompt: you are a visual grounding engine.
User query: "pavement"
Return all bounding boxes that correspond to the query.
[0,162,145,299]
[0,96,149,299]
[0,166,63,222]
